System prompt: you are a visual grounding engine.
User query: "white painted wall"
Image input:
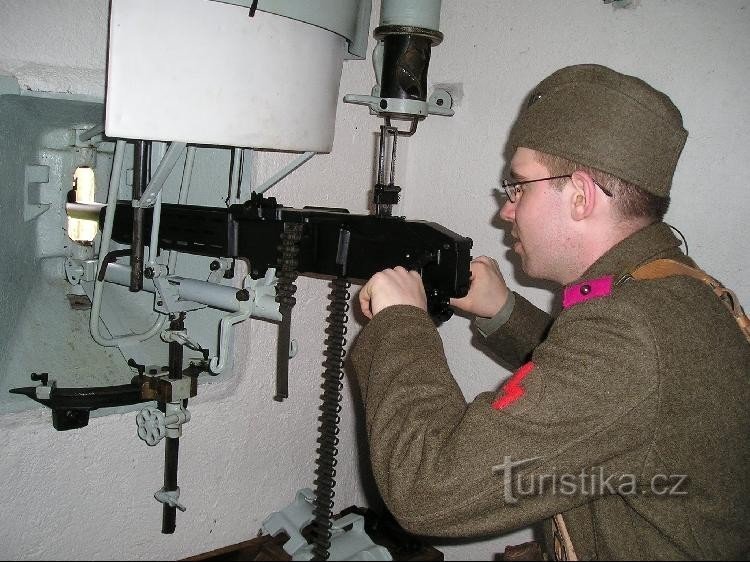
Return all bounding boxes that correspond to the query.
[1,1,748,560]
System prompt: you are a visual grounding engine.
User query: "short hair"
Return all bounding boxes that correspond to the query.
[533,151,670,222]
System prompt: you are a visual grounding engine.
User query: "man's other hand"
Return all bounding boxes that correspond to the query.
[359,267,427,319]
[450,256,510,318]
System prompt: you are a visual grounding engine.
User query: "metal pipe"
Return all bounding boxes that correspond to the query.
[103,263,157,293]
[65,202,105,221]
[90,140,167,347]
[90,139,127,346]
[103,265,243,313]
[167,277,243,312]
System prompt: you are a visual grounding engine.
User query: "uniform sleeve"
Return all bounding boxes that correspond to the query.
[350,302,659,538]
[480,292,554,368]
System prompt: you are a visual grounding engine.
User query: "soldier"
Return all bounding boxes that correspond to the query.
[351,64,750,559]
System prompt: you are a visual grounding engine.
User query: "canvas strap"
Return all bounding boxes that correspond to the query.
[552,513,578,561]
[629,258,750,344]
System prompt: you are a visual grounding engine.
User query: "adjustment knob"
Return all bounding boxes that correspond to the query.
[136,406,166,446]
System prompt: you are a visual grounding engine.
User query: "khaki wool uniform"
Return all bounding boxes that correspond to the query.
[351,222,750,560]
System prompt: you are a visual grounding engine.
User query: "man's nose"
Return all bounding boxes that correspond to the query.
[499,199,516,223]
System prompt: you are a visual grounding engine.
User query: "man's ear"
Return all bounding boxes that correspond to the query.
[569,170,598,221]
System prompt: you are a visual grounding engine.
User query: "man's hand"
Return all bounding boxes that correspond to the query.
[359,266,427,319]
[450,256,510,318]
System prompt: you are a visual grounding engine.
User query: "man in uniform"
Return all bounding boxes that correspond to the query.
[350,64,750,559]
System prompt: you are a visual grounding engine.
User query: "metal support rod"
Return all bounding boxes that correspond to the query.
[138,142,187,208]
[390,129,398,182]
[254,151,316,195]
[162,314,184,535]
[162,437,179,534]
[130,141,150,292]
[165,145,197,275]
[239,148,254,202]
[78,123,105,142]
[228,147,242,204]
[147,192,163,269]
[168,315,185,380]
[147,143,166,269]
[377,127,387,186]
[376,125,399,186]
[374,125,400,217]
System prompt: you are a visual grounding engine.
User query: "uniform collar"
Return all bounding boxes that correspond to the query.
[572,221,685,285]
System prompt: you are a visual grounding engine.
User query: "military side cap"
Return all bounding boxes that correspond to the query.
[509,64,688,197]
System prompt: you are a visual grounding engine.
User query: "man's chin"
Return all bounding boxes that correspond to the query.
[519,255,544,281]
[509,246,545,280]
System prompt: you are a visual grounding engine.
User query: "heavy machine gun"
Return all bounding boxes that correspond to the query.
[13,192,472,425]
[12,191,472,543]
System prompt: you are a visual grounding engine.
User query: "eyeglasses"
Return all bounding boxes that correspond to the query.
[501,174,613,203]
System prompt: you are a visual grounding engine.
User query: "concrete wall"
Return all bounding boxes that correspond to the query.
[0,1,748,560]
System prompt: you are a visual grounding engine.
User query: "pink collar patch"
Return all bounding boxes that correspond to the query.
[562,275,614,309]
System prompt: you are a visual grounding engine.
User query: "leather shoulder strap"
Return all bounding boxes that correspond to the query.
[630,258,750,344]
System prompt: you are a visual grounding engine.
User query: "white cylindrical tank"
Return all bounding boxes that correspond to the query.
[105,0,347,152]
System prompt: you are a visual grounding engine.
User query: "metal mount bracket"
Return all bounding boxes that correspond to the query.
[65,257,98,285]
[160,328,205,356]
[343,87,453,118]
[261,488,392,561]
[246,268,283,323]
[154,486,186,512]
[261,488,316,556]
